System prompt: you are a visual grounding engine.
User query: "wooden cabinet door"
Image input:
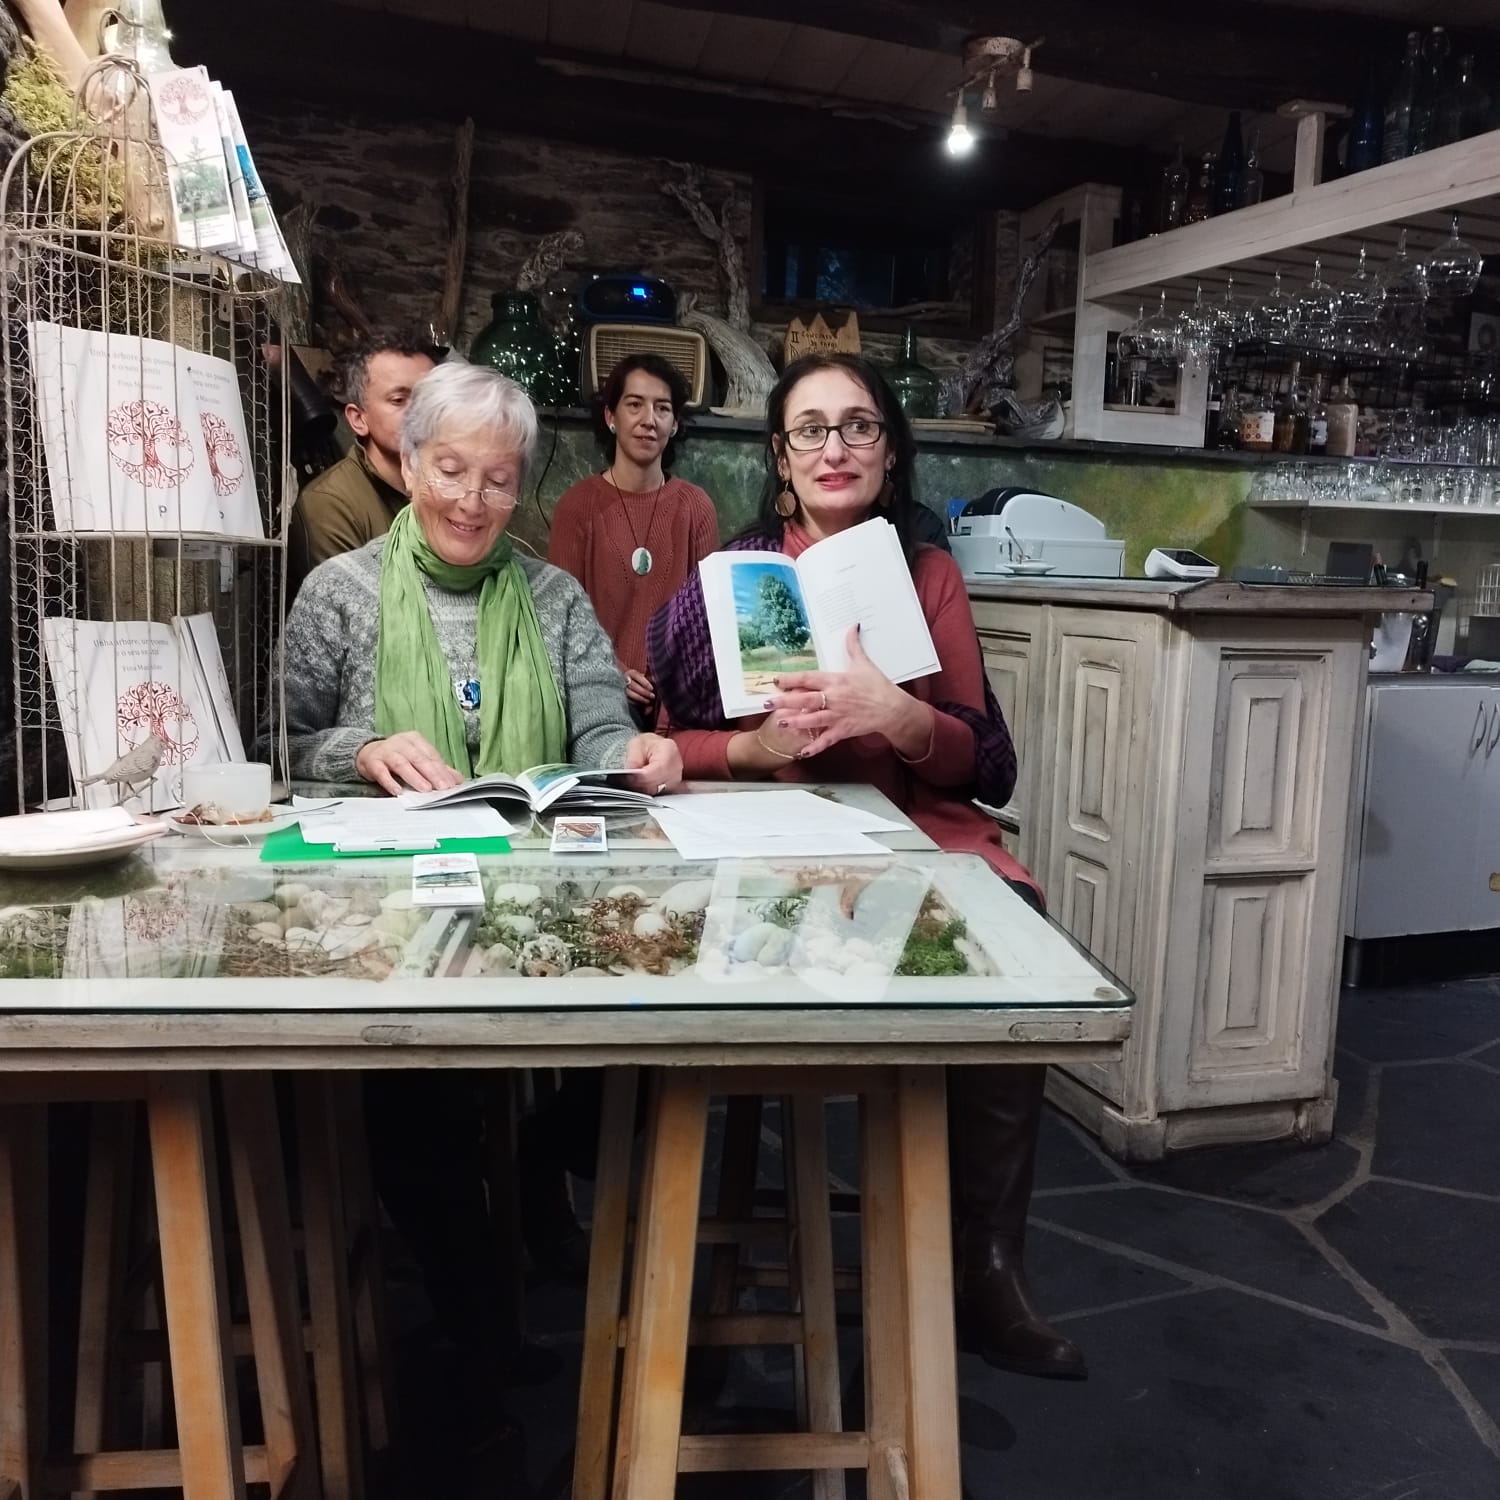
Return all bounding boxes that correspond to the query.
[977,626,1040,833]
[1039,611,1160,984]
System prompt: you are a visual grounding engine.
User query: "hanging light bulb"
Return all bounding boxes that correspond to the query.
[1017,47,1035,93]
[981,69,998,112]
[946,97,975,157]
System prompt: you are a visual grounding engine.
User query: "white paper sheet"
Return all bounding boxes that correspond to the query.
[653,790,908,835]
[299,803,512,848]
[649,806,886,861]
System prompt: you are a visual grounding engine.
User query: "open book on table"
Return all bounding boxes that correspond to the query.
[698,517,940,719]
[401,763,652,817]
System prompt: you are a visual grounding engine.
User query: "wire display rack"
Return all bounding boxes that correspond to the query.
[2,57,290,814]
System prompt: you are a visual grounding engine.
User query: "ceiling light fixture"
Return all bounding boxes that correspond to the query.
[946,97,975,156]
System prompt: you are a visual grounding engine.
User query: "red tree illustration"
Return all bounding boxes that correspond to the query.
[117,680,198,765]
[106,399,194,488]
[155,75,210,129]
[200,411,245,496]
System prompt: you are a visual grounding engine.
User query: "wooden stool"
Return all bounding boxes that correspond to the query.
[0,1072,318,1500]
[574,1065,961,1500]
[64,1074,393,1500]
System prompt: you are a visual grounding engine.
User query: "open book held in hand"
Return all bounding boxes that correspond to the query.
[400,763,652,816]
[699,518,940,719]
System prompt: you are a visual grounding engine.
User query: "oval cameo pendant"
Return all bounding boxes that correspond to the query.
[631,546,653,576]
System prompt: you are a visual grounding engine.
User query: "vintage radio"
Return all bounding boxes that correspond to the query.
[584,324,708,407]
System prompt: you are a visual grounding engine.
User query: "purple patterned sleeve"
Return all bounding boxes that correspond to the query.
[648,533,775,730]
[934,673,1018,808]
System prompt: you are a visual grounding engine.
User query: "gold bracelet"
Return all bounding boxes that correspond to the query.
[755,727,801,761]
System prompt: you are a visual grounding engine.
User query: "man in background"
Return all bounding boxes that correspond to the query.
[286,334,436,595]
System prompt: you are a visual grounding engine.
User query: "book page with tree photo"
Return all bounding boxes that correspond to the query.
[700,520,939,718]
[733,560,818,696]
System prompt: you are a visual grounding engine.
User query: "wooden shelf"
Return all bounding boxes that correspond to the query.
[1082,129,1500,308]
[1029,307,1078,331]
[1249,498,1500,517]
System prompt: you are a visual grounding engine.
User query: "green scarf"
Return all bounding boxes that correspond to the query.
[373,506,566,776]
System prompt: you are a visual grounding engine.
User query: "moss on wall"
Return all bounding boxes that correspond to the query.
[514,416,1254,577]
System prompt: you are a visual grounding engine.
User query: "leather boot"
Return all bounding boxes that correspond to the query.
[949,1062,1087,1380]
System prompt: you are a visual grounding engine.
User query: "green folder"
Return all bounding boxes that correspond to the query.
[258,823,512,864]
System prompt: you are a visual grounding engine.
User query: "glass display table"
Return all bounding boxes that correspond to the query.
[0,786,1132,1499]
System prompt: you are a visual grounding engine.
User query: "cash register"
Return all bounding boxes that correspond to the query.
[950,488,1126,580]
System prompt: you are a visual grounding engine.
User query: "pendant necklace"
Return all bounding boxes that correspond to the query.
[605,468,667,576]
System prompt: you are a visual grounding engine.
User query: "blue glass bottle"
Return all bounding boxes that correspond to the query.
[1214,112,1244,216]
[1346,61,1384,173]
[1383,31,1422,162]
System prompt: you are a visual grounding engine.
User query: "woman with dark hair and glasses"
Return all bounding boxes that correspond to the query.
[548,353,719,726]
[647,353,1086,1383]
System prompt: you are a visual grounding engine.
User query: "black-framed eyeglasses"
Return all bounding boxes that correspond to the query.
[781,418,887,452]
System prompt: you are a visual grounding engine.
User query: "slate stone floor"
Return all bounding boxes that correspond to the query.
[385,974,1500,1499]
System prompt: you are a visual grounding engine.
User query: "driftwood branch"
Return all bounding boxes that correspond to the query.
[62,0,112,56]
[944,211,1063,416]
[438,115,474,347]
[677,294,776,418]
[515,228,585,292]
[12,0,92,88]
[661,161,751,333]
[878,299,969,319]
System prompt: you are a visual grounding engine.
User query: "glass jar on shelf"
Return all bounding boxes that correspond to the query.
[1238,386,1275,452]
[469,291,572,407]
[889,327,941,419]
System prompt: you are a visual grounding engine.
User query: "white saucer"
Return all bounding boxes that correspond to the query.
[1001,560,1055,576]
[0,816,165,871]
[162,809,300,843]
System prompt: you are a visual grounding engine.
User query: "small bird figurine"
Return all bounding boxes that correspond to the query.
[77,734,166,803]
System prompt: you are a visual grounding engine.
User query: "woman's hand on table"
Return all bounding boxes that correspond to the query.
[623,667,656,706]
[354,733,466,795]
[624,732,683,793]
[768,625,932,761]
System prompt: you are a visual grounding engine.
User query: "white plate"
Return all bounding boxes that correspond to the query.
[0,823,165,871]
[162,808,300,843]
[1001,560,1055,576]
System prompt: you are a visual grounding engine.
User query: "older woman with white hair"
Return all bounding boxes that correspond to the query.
[283,360,682,794]
[281,362,680,1480]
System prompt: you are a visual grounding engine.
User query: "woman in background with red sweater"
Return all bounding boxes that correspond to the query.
[647,353,1086,1382]
[548,354,718,725]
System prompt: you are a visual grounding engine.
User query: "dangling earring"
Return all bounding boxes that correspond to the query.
[775,480,798,519]
[876,473,895,509]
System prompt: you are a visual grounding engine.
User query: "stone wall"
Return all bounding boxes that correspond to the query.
[237,94,1011,385]
[238,97,746,351]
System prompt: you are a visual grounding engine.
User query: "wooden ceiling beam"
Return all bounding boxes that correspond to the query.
[169,0,1152,210]
[644,0,1498,112]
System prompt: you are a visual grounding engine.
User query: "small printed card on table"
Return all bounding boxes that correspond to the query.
[411,852,485,907]
[550,815,608,853]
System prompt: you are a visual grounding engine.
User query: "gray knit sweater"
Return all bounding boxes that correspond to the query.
[282,538,635,783]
